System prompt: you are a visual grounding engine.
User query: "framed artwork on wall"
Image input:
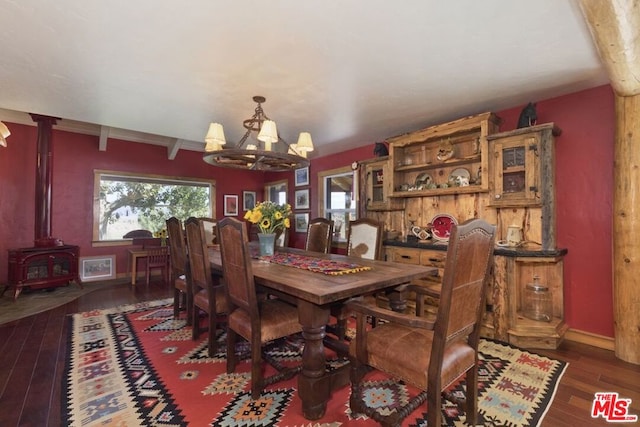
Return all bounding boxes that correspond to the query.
[80,255,116,282]
[243,191,256,211]
[294,189,309,210]
[295,166,309,187]
[224,194,238,216]
[295,212,309,233]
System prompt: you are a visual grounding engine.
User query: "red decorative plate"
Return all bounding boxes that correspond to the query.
[430,214,457,242]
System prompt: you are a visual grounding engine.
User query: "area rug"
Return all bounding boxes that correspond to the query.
[62,299,568,426]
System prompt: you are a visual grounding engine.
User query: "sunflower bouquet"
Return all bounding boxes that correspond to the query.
[153,228,168,246]
[244,201,292,234]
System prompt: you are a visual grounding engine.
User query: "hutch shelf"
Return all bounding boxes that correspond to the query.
[387,112,501,199]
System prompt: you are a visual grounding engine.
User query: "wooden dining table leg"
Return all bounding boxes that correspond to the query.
[296,300,332,420]
[387,284,409,313]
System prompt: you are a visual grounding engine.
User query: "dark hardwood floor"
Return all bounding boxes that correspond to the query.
[1,279,639,426]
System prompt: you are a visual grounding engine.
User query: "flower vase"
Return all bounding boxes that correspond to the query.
[257,233,276,257]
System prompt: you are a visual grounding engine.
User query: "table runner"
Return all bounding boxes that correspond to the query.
[268,252,371,275]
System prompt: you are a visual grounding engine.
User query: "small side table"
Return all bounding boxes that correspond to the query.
[128,248,150,286]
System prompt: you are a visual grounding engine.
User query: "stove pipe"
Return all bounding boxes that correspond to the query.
[30,113,63,247]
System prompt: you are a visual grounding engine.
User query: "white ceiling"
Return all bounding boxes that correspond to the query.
[0,1,608,158]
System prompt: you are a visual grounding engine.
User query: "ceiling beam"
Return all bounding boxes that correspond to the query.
[579,0,640,96]
[99,126,110,151]
[168,138,183,160]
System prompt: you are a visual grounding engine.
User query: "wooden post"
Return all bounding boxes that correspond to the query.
[613,94,640,363]
[579,0,640,364]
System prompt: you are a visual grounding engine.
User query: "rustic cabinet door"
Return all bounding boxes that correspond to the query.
[490,133,540,206]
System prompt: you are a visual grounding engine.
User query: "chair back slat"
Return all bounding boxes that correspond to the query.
[146,246,170,266]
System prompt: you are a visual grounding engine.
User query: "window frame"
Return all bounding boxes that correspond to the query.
[264,179,288,205]
[92,170,216,245]
[318,166,358,240]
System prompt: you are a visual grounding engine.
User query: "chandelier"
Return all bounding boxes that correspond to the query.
[202,96,313,171]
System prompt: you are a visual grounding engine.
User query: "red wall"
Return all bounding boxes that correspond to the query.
[495,86,615,337]
[0,125,266,281]
[0,84,615,337]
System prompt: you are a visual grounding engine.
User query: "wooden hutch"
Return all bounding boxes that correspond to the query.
[358,112,567,349]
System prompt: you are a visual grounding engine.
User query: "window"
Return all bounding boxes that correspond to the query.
[318,166,357,240]
[93,170,215,242]
[264,180,288,205]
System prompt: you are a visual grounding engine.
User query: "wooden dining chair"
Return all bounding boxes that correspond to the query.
[217,217,302,399]
[166,217,192,325]
[330,218,384,340]
[274,218,291,248]
[347,218,384,260]
[184,217,228,357]
[346,218,496,427]
[144,245,170,285]
[198,217,218,246]
[304,217,334,254]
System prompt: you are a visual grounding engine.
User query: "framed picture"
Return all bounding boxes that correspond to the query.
[294,188,310,210]
[80,255,116,282]
[243,191,256,211]
[224,194,238,216]
[294,212,309,233]
[295,166,309,187]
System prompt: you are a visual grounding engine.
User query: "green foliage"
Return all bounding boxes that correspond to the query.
[99,179,210,239]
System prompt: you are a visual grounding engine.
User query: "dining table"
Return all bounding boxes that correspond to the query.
[209,246,436,420]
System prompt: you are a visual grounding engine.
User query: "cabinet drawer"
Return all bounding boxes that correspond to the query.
[386,247,423,265]
[420,250,446,268]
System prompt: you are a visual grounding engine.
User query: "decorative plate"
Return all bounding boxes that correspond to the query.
[430,214,457,242]
[448,167,471,186]
[415,172,433,189]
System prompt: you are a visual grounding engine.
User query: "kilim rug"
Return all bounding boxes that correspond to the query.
[63,299,568,426]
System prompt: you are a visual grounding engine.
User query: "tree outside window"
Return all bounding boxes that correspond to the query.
[95,171,215,241]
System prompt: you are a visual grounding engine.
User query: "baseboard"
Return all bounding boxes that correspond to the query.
[565,328,614,351]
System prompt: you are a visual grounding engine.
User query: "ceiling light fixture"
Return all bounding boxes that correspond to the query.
[0,121,11,147]
[202,96,313,171]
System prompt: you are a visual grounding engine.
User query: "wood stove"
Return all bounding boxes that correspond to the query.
[3,115,81,300]
[6,245,80,299]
